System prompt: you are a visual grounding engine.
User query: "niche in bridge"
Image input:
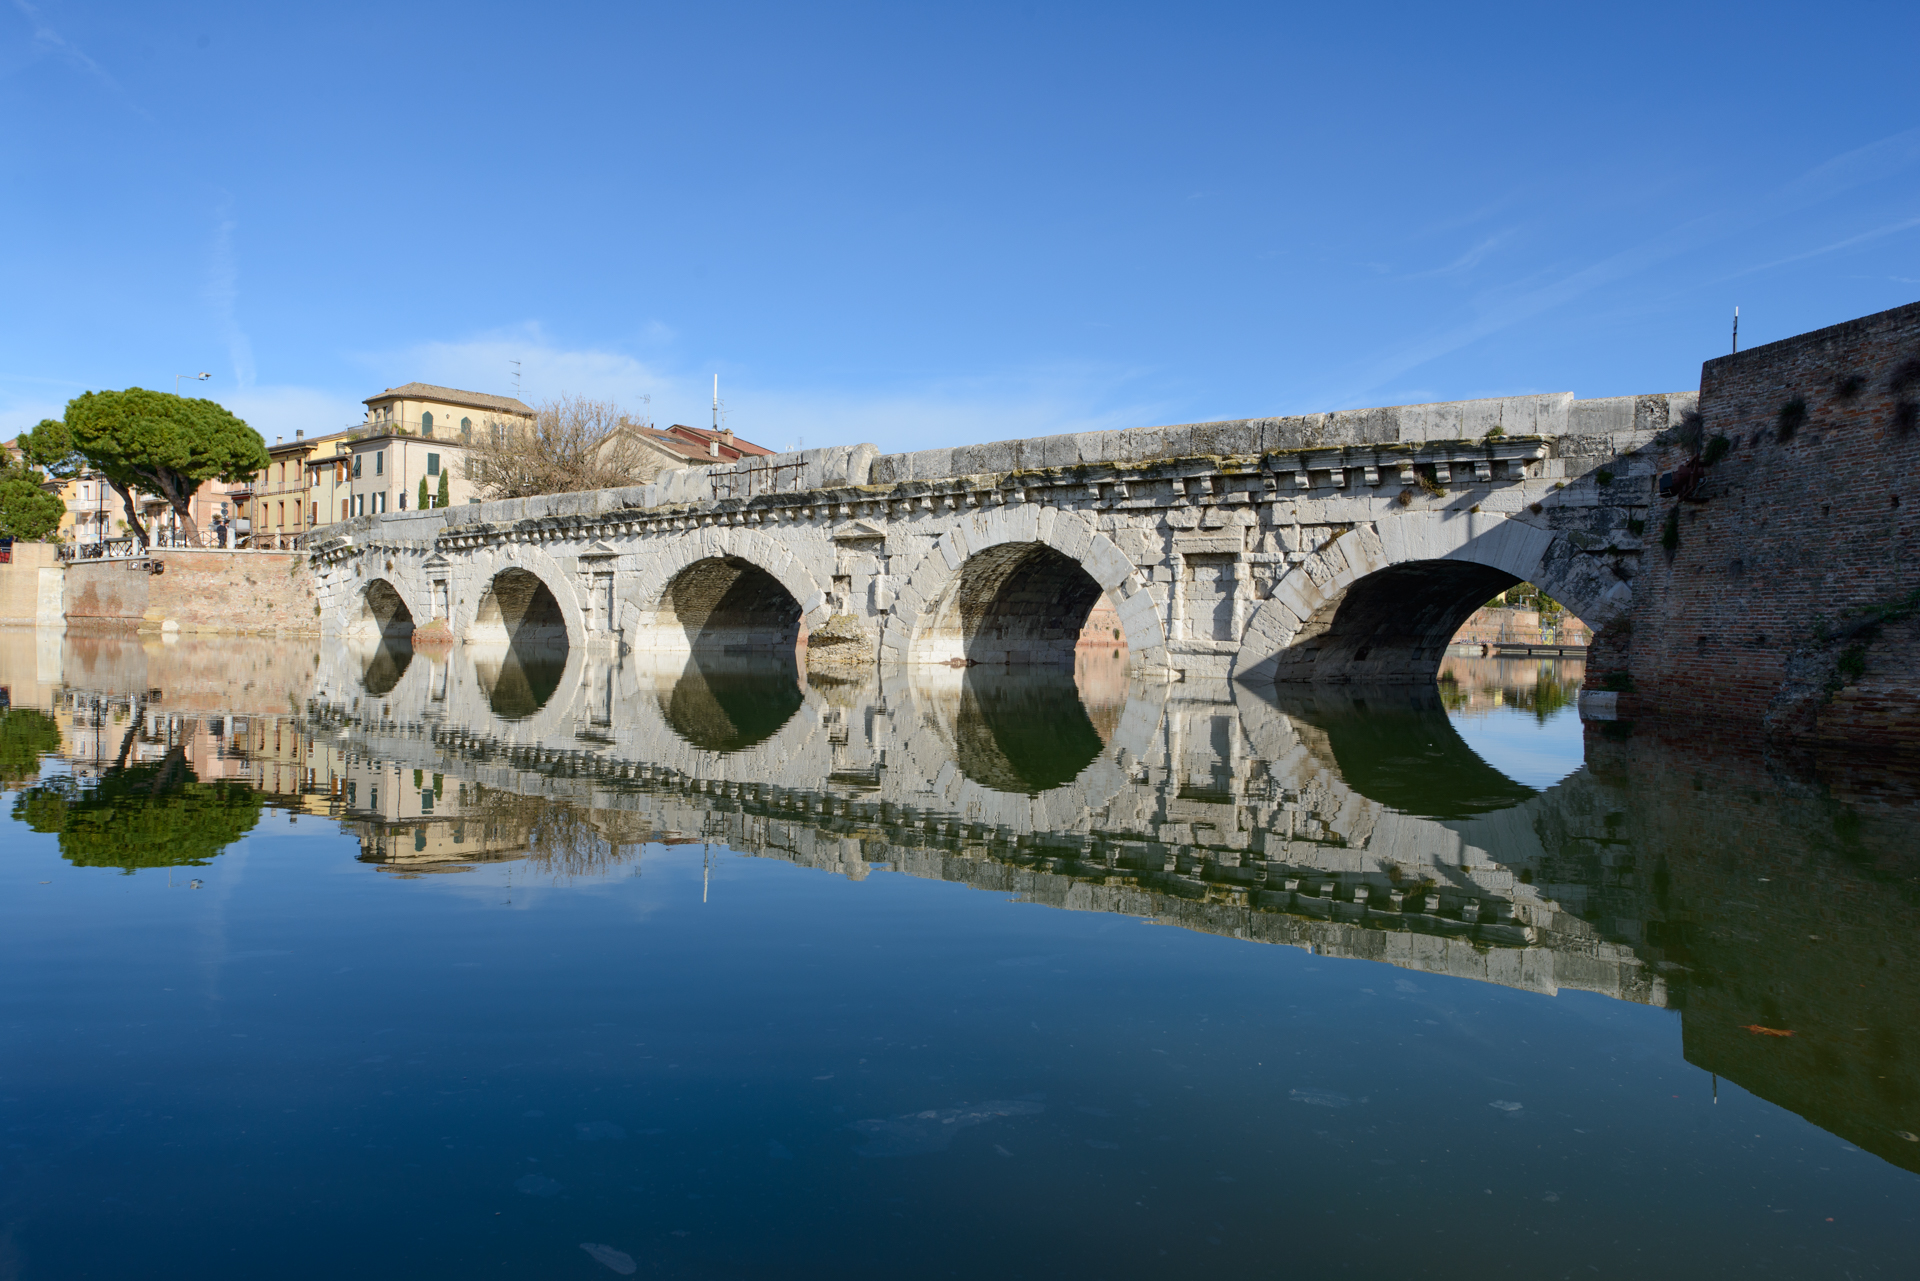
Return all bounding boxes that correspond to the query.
[359,578,416,639]
[1264,685,1538,819]
[472,645,566,721]
[657,654,804,753]
[1273,560,1565,686]
[470,569,569,648]
[923,543,1110,667]
[953,669,1107,794]
[659,558,803,653]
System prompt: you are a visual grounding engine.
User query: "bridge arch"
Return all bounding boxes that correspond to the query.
[625,530,829,655]
[346,577,420,640]
[884,506,1169,669]
[1232,512,1627,685]
[467,566,573,647]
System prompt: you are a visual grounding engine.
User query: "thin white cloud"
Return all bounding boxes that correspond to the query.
[1403,229,1518,280]
[8,0,147,119]
[1715,214,1920,283]
[1305,123,1920,409]
[206,199,255,388]
[11,0,112,84]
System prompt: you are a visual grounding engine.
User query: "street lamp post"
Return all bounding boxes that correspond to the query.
[175,372,211,394]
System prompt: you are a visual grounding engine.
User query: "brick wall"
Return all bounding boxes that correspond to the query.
[63,550,321,635]
[1609,300,1920,751]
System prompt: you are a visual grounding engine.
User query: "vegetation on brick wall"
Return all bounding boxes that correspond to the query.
[1775,397,1808,442]
[1660,507,1680,552]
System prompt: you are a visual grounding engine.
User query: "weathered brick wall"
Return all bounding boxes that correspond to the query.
[1611,300,1920,750]
[64,550,320,635]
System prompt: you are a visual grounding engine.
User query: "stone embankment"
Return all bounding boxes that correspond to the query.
[59,549,320,636]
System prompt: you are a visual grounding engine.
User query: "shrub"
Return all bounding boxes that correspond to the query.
[1596,469,1614,485]
[1836,646,1867,682]
[1660,508,1680,551]
[1776,397,1808,442]
[1702,435,1731,466]
[1627,517,1646,536]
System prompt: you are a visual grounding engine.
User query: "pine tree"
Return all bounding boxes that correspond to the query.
[436,468,450,508]
[418,476,430,509]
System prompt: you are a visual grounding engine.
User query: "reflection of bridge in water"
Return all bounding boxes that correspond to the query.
[314,636,1658,1006]
[295,633,1920,1173]
[13,624,1913,1175]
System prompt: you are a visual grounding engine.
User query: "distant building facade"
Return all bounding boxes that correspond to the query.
[339,383,533,520]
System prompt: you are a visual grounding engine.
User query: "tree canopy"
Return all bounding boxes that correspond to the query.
[12,747,263,870]
[0,456,64,542]
[0,708,62,784]
[42,389,268,547]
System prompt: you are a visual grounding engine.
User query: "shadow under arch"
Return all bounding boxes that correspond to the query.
[920,542,1111,667]
[657,653,805,752]
[472,642,568,720]
[1261,683,1538,819]
[1276,559,1526,685]
[953,668,1107,794]
[470,568,569,647]
[658,557,803,653]
[356,578,416,639]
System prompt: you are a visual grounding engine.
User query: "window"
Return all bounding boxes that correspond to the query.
[375,491,386,514]
[352,455,362,479]
[277,462,285,484]
[341,499,349,521]
[460,417,471,439]
[421,411,433,437]
[374,451,384,476]
[398,491,407,510]
[277,501,285,527]
[311,503,318,526]
[426,453,440,476]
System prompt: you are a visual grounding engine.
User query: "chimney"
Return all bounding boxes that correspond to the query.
[296,429,304,439]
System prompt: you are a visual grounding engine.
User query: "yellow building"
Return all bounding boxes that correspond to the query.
[340,383,532,518]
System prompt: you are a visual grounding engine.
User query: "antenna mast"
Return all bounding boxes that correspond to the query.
[712,375,720,434]
[511,360,523,397]
[1732,307,1739,354]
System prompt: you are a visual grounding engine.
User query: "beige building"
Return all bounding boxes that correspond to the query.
[341,383,533,518]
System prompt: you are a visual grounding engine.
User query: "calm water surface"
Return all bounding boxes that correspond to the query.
[1,632,1915,1279]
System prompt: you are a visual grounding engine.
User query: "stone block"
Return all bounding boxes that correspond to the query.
[1051,515,1094,560]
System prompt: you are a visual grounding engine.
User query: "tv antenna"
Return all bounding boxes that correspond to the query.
[711,375,725,434]
[1732,307,1739,354]
[510,360,523,397]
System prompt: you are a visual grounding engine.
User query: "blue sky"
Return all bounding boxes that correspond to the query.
[5,1,1918,455]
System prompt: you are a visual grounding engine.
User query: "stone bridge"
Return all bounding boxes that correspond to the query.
[311,390,1691,682]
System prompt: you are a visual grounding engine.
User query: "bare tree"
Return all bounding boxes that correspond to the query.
[462,394,668,500]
